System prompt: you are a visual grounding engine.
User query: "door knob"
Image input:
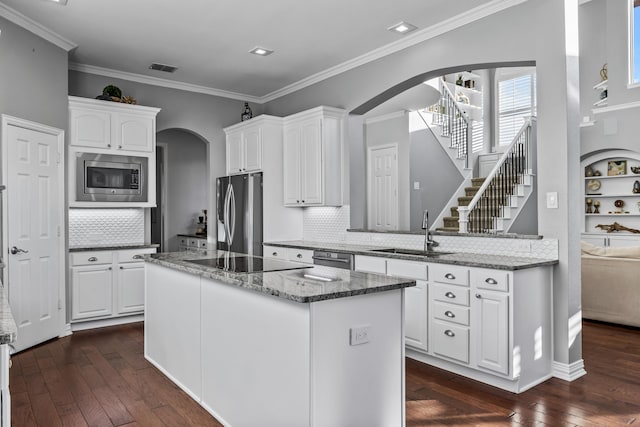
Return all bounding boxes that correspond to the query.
[10,246,29,255]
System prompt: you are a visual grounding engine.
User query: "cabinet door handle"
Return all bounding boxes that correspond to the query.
[133,255,144,260]
[445,310,455,318]
[120,266,124,270]
[108,267,113,270]
[301,200,305,203]
[107,144,111,148]
[88,257,98,262]
[296,253,302,258]
[296,200,300,203]
[272,252,278,256]
[445,292,456,299]
[475,293,482,299]
[445,273,456,280]
[444,330,455,337]
[118,145,122,149]
[485,278,497,285]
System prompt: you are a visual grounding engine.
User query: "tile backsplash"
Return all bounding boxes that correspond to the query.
[69,208,145,248]
[303,205,558,260]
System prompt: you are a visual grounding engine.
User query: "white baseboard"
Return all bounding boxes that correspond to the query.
[552,359,587,382]
[60,323,73,337]
[70,314,144,332]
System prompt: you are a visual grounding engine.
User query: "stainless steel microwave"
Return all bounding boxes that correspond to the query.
[76,152,148,202]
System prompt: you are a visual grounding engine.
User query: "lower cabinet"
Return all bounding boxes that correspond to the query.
[70,247,156,323]
[263,245,314,265]
[354,254,553,393]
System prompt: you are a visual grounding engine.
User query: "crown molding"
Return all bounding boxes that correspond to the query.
[69,63,263,103]
[259,0,527,103]
[0,3,76,51]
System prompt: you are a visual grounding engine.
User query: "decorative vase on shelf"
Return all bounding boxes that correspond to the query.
[633,180,640,194]
[456,75,463,86]
[241,102,253,121]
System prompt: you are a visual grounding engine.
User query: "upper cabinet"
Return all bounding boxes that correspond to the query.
[69,96,160,153]
[282,106,346,207]
[224,116,282,175]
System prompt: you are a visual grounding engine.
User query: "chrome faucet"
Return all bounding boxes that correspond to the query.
[422,210,439,252]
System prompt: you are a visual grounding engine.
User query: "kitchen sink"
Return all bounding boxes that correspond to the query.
[370,248,454,257]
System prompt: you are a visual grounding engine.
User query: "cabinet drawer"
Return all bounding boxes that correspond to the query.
[432,320,469,364]
[431,283,470,307]
[197,240,208,250]
[117,247,156,263]
[432,301,470,326]
[430,264,469,286]
[288,248,314,264]
[354,255,386,274]
[188,238,200,248]
[473,269,510,292]
[70,251,113,266]
[263,246,286,259]
[178,236,189,247]
[387,259,428,281]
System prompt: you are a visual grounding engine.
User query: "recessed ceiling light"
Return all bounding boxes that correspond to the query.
[45,0,68,5]
[388,21,417,35]
[249,47,274,56]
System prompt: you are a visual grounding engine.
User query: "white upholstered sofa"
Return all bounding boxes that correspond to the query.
[581,241,640,327]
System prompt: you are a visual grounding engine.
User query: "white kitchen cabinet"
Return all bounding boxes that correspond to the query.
[223,117,281,175]
[472,290,509,375]
[1,344,11,427]
[71,263,114,320]
[283,106,346,207]
[70,247,156,324]
[69,96,160,153]
[178,235,209,252]
[263,245,313,265]
[581,233,640,250]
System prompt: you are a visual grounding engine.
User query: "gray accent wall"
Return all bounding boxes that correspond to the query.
[156,129,207,251]
[0,16,68,134]
[409,128,463,232]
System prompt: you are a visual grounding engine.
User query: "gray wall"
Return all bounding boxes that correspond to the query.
[156,129,207,251]
[69,70,263,243]
[0,17,68,135]
[263,0,583,368]
[409,128,463,232]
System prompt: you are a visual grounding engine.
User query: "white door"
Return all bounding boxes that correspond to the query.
[116,262,145,314]
[4,120,63,352]
[473,291,509,375]
[367,145,398,230]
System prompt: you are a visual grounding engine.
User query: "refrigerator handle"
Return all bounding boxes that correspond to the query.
[228,184,236,247]
[223,184,232,247]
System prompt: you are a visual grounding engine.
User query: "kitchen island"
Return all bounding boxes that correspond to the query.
[144,251,415,427]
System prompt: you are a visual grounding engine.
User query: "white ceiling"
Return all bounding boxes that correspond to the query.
[1,0,501,101]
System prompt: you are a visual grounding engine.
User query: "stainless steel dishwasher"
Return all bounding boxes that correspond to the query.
[312,250,354,270]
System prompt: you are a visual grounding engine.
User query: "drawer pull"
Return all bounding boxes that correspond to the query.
[133,254,144,260]
[444,330,455,337]
[475,293,482,299]
[445,292,456,299]
[272,252,278,256]
[108,267,113,271]
[120,266,124,270]
[296,253,303,258]
[444,273,456,280]
[485,277,498,285]
[445,310,455,318]
[88,257,98,262]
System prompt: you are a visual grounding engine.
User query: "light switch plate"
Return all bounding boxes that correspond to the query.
[546,192,558,209]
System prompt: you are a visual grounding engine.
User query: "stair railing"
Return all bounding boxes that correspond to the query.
[431,79,472,169]
[458,117,535,234]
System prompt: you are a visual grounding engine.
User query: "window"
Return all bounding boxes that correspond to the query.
[496,69,536,147]
[632,0,640,84]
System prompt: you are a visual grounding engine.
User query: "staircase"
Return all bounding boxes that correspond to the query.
[437,177,487,232]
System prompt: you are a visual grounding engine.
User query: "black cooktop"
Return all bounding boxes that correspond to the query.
[186,255,310,274]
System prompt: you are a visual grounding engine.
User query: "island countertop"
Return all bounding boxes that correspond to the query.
[145,250,415,303]
[0,285,17,345]
[264,240,559,270]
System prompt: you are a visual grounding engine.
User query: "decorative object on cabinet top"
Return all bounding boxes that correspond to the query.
[241,102,253,121]
[631,166,640,174]
[95,85,137,104]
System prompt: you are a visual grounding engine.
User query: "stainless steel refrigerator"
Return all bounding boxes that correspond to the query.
[216,172,263,256]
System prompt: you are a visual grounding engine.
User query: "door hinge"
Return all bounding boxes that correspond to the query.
[57,226,61,237]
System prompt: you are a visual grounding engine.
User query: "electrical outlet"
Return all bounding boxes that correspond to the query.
[546,192,558,209]
[350,325,371,346]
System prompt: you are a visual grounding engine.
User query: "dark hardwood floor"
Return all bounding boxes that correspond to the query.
[8,320,640,426]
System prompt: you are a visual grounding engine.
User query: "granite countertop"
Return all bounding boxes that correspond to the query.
[264,241,558,271]
[145,250,415,303]
[0,285,17,345]
[69,243,160,252]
